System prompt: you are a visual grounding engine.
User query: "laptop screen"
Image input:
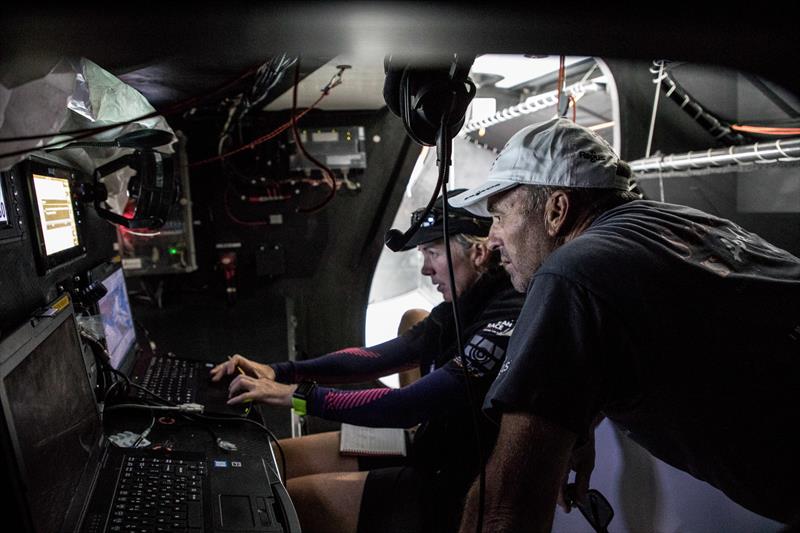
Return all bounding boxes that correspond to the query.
[97,266,137,369]
[0,307,102,533]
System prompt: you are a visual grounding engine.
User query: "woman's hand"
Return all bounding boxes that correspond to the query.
[227,375,298,407]
[209,354,276,382]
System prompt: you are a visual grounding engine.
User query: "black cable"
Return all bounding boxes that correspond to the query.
[221,54,297,142]
[132,414,156,448]
[87,340,176,408]
[655,63,747,146]
[0,63,263,156]
[436,111,485,533]
[186,412,287,481]
[81,327,286,475]
[290,58,338,214]
[102,373,286,475]
[79,329,131,403]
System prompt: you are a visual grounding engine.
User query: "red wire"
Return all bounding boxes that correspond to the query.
[731,124,800,135]
[290,60,338,214]
[556,55,566,113]
[189,94,325,168]
[223,186,273,227]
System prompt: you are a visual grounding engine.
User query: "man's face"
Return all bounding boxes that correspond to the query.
[418,239,480,302]
[487,187,554,292]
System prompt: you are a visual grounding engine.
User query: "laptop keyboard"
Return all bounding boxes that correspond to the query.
[108,455,206,532]
[136,357,203,403]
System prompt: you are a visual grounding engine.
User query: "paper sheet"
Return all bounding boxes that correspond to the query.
[339,423,407,456]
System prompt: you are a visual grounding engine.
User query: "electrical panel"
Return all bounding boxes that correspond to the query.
[117,132,197,276]
[289,126,367,170]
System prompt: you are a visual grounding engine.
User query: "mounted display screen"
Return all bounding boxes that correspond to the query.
[24,156,85,273]
[31,173,80,255]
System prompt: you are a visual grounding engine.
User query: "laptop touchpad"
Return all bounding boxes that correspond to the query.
[220,495,254,528]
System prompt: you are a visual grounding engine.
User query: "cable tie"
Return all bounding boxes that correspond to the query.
[753,142,766,163]
[775,139,800,161]
[668,154,681,171]
[729,145,752,166]
[687,151,700,169]
[664,80,677,98]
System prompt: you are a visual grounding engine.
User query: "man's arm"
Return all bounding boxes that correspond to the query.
[459,411,577,533]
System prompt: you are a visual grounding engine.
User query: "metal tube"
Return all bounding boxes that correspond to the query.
[461,81,603,134]
[630,138,800,174]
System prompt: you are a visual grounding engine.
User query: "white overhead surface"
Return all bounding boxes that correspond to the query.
[264,54,388,111]
[264,53,585,112]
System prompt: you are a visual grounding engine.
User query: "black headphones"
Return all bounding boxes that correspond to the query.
[383,53,476,147]
[93,150,179,229]
[382,53,476,251]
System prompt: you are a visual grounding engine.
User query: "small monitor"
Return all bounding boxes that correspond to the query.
[24,156,86,273]
[0,297,102,532]
[96,266,137,370]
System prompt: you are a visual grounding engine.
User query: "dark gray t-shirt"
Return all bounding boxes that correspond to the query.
[484,200,800,523]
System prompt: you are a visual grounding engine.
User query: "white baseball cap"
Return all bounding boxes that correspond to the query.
[450,118,630,217]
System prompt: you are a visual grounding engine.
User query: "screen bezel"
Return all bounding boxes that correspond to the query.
[0,296,104,532]
[24,156,87,274]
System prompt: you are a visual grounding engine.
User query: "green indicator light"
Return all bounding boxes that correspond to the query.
[168,247,178,255]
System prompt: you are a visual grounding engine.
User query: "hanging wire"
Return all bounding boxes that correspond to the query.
[556,55,567,117]
[461,80,601,134]
[190,63,346,170]
[645,60,666,159]
[292,61,348,214]
[218,54,298,147]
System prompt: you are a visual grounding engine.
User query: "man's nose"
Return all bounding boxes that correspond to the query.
[487,226,502,251]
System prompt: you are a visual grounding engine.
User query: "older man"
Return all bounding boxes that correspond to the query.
[451,118,800,532]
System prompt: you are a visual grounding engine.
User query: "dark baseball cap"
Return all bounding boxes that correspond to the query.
[401,188,492,251]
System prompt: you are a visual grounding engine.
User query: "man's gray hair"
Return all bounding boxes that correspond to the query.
[519,179,641,221]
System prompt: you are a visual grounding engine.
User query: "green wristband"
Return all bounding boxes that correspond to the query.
[292,382,315,416]
[291,396,307,416]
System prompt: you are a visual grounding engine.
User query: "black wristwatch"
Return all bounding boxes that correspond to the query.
[291,382,316,416]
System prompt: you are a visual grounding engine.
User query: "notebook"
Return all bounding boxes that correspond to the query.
[93,262,248,417]
[339,423,407,457]
[0,296,300,533]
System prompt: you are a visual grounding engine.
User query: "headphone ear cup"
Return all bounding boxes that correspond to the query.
[385,55,477,147]
[446,77,477,133]
[400,70,437,146]
[382,55,405,118]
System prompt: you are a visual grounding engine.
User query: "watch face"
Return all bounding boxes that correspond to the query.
[294,382,315,397]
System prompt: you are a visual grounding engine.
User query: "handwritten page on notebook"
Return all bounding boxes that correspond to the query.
[339,423,407,457]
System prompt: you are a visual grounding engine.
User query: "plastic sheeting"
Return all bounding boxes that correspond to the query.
[0,56,175,215]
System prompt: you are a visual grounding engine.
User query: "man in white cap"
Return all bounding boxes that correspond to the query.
[451,117,800,532]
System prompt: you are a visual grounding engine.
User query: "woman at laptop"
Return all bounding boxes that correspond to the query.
[210,190,524,533]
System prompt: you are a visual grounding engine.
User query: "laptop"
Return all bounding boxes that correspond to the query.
[0,295,300,533]
[93,262,247,417]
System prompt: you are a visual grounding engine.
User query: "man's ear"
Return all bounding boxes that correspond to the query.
[470,241,491,269]
[545,191,570,237]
